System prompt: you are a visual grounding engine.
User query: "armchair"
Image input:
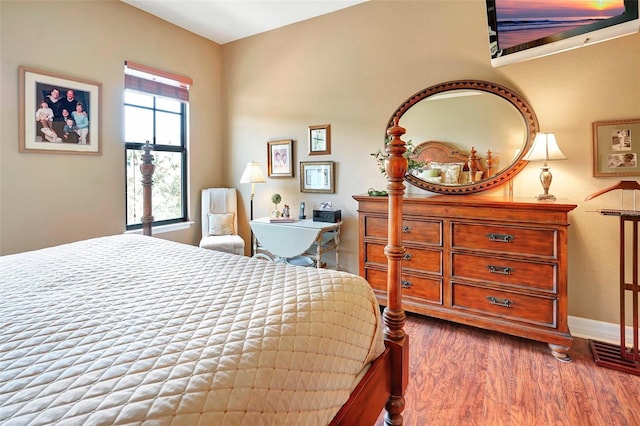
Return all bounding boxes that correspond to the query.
[199,188,245,255]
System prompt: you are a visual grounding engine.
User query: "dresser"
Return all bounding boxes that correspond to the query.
[353,194,577,360]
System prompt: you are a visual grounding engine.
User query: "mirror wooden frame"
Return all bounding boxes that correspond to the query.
[388,80,539,194]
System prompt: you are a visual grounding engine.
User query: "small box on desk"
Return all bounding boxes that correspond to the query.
[313,209,341,223]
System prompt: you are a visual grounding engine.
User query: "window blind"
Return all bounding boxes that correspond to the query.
[124,61,192,102]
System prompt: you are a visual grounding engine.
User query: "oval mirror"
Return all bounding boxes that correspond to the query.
[387,80,538,194]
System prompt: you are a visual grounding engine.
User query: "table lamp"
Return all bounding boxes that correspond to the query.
[523,132,566,201]
[240,161,266,255]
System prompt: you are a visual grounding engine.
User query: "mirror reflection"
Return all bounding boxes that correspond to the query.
[388,80,538,194]
[403,90,526,177]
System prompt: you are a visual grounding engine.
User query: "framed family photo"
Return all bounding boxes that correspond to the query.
[19,66,102,155]
[308,124,331,155]
[267,139,293,178]
[592,118,640,177]
[300,161,335,193]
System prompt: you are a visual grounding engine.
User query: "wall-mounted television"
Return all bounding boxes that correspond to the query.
[486,0,639,67]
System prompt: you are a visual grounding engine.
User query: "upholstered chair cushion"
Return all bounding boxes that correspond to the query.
[208,212,235,236]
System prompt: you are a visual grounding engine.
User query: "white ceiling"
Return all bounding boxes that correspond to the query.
[121,0,367,44]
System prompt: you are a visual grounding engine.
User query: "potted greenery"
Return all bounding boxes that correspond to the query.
[370,138,426,177]
[270,193,282,217]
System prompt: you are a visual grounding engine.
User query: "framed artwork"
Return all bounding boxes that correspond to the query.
[300,161,335,193]
[592,118,640,177]
[308,124,331,155]
[19,66,102,155]
[267,139,293,178]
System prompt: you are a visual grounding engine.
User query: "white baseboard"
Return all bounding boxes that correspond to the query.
[569,315,635,346]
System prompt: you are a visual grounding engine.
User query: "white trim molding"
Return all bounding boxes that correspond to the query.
[569,316,635,346]
[125,221,194,235]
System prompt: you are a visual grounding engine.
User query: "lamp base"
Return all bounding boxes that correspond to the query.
[536,164,556,202]
[535,193,556,201]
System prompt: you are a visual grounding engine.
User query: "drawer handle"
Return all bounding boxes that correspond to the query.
[402,253,413,261]
[486,296,513,308]
[401,280,413,289]
[486,233,514,243]
[402,225,412,233]
[487,265,514,275]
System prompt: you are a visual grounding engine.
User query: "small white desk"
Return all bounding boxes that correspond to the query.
[249,217,342,269]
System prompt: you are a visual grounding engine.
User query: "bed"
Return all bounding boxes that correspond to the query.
[408,140,491,185]
[0,138,410,424]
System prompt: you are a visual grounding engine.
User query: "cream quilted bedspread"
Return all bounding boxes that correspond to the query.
[0,235,385,425]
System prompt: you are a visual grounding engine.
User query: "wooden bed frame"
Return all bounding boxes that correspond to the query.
[138,135,410,424]
[413,140,492,178]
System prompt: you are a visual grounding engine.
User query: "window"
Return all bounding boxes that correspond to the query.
[124,62,192,230]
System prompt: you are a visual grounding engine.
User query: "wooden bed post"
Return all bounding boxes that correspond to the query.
[383,118,409,425]
[140,141,155,236]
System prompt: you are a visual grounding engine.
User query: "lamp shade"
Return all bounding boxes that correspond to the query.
[240,161,266,184]
[523,133,566,162]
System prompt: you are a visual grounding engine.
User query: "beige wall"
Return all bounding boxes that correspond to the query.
[222,0,640,325]
[1,1,639,325]
[0,0,223,253]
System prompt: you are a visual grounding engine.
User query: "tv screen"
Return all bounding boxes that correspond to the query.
[487,0,639,67]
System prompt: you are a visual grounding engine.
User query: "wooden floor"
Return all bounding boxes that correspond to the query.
[376,313,640,425]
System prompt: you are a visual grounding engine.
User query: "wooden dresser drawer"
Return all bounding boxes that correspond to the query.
[355,194,576,359]
[451,253,556,292]
[366,268,442,304]
[451,222,557,258]
[365,243,442,274]
[365,216,441,245]
[451,282,557,328]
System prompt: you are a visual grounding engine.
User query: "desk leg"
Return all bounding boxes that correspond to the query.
[253,235,260,258]
[334,226,341,271]
[315,235,322,269]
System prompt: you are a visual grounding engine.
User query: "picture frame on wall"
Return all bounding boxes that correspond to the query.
[592,118,640,177]
[19,66,102,155]
[267,139,293,178]
[308,124,331,155]
[300,161,335,193]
